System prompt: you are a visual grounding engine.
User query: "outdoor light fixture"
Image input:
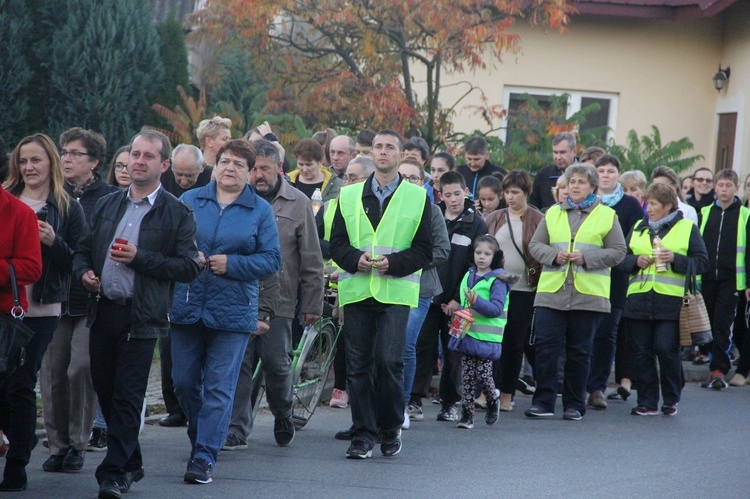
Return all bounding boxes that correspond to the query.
[713,65,730,92]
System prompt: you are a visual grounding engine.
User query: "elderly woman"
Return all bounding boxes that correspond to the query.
[288,139,342,203]
[1,134,86,490]
[169,139,281,485]
[526,163,626,421]
[619,183,707,415]
[196,116,232,168]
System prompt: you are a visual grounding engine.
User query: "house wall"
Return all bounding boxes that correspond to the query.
[442,12,726,172]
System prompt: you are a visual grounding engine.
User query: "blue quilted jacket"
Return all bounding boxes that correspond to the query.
[170,181,281,332]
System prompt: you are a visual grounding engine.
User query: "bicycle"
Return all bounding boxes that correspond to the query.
[251,307,341,429]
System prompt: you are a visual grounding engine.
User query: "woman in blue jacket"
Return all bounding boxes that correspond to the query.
[170,140,281,485]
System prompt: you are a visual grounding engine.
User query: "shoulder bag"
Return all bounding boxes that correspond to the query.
[0,263,36,380]
[679,259,712,347]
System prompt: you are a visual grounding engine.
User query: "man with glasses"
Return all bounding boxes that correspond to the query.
[688,167,716,214]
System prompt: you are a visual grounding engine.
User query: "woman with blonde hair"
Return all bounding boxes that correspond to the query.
[1,134,86,490]
[196,116,232,168]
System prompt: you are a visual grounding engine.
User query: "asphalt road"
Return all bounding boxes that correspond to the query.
[20,383,750,498]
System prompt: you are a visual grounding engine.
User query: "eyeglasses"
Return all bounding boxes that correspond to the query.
[113,163,127,171]
[403,175,422,184]
[693,177,713,183]
[60,150,90,158]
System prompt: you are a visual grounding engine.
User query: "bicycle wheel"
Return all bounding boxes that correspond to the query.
[291,319,337,429]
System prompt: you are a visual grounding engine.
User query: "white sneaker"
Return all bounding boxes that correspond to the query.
[729,373,747,387]
[402,411,410,430]
[329,389,349,408]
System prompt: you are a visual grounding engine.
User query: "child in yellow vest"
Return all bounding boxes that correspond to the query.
[449,235,517,429]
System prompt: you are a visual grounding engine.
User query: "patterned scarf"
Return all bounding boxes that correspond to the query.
[566,193,597,210]
[66,174,98,199]
[600,183,624,207]
[648,210,680,232]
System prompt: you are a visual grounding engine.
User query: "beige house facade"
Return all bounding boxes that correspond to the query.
[447,0,750,176]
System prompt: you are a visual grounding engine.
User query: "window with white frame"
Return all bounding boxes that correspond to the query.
[500,87,618,145]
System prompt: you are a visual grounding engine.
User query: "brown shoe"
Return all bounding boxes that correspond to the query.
[587,390,608,410]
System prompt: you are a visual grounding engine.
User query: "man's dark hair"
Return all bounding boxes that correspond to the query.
[217,139,257,169]
[594,154,622,172]
[715,168,738,187]
[432,151,456,170]
[464,136,488,156]
[131,129,171,162]
[439,170,467,191]
[356,130,376,147]
[60,127,107,168]
[375,130,404,152]
[252,139,281,164]
[404,137,429,161]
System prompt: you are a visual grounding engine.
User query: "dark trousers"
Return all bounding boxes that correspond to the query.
[631,319,682,409]
[158,332,183,416]
[0,316,57,467]
[531,307,603,414]
[587,307,623,394]
[493,291,536,395]
[614,318,637,384]
[90,299,156,483]
[732,293,750,377]
[411,304,462,407]
[344,299,408,444]
[703,280,737,375]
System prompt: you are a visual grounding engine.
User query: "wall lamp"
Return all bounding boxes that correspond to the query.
[713,65,731,92]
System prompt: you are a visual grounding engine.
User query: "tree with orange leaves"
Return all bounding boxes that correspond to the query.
[193,0,572,150]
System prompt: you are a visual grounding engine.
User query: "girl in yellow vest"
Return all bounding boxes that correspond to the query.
[448,235,518,429]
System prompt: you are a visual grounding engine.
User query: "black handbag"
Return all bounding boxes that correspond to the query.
[0,264,36,380]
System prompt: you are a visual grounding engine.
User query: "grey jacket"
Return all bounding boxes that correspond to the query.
[529,198,626,314]
[420,204,451,298]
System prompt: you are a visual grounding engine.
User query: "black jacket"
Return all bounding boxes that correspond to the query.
[619,212,708,321]
[529,164,564,211]
[456,161,507,200]
[73,188,200,338]
[608,194,647,309]
[688,189,716,215]
[6,190,88,307]
[64,173,118,315]
[330,173,432,280]
[160,165,214,198]
[699,197,750,283]
[434,198,488,304]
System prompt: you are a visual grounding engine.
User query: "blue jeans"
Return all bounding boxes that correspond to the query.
[344,299,409,444]
[587,307,623,394]
[531,307,603,414]
[171,321,249,466]
[403,297,430,409]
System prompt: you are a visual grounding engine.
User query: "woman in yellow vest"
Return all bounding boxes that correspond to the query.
[619,183,707,415]
[527,163,626,421]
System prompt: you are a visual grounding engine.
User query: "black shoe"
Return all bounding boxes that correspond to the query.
[524,406,554,418]
[61,446,84,472]
[0,461,27,492]
[457,406,474,429]
[485,390,500,425]
[516,375,537,395]
[436,404,459,422]
[42,452,67,472]
[617,386,631,401]
[345,439,373,459]
[87,428,108,452]
[184,458,213,484]
[158,412,187,427]
[563,408,583,421]
[98,479,122,499]
[334,426,354,441]
[274,417,295,447]
[380,430,402,457]
[119,467,145,492]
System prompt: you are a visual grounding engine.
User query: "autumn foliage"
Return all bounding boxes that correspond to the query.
[194,0,572,149]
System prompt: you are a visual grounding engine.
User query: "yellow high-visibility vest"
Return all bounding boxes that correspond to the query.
[537,203,616,298]
[459,273,507,343]
[337,180,425,307]
[627,218,692,298]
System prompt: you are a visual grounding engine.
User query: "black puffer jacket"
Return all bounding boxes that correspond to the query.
[64,173,118,315]
[619,212,708,321]
[73,189,200,339]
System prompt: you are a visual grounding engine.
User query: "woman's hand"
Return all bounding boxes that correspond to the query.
[207,254,228,275]
[198,251,206,269]
[636,254,653,269]
[38,221,55,247]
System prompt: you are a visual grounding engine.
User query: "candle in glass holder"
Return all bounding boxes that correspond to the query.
[652,235,667,272]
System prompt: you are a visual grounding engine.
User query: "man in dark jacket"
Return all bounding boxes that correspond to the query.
[698,169,750,390]
[410,171,488,422]
[456,136,506,200]
[73,130,199,498]
[528,132,577,210]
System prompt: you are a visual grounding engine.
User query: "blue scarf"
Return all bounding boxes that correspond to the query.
[600,183,624,207]
[648,210,680,232]
[567,193,598,210]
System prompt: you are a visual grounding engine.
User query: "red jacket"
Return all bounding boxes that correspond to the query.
[0,186,42,313]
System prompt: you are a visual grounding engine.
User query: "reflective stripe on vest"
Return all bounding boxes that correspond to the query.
[337,180,425,307]
[627,218,692,298]
[699,204,750,290]
[459,272,507,343]
[537,203,616,298]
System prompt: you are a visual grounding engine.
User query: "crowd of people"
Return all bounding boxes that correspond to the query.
[0,122,748,497]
